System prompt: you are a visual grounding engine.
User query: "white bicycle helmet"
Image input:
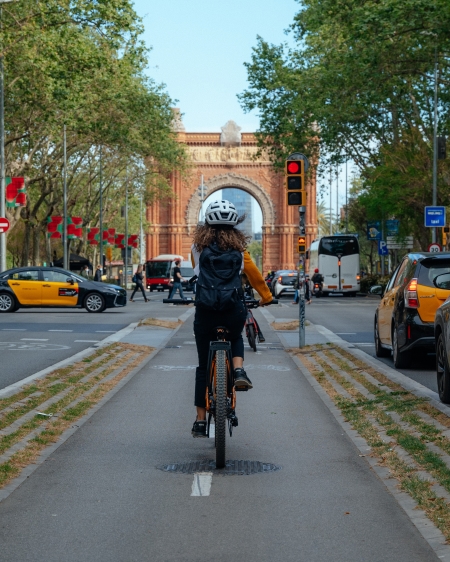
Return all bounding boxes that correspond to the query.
[204,199,239,226]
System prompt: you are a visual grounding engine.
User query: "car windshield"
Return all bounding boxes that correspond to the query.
[319,236,359,257]
[418,261,450,288]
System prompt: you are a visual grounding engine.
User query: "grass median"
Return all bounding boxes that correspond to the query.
[0,342,153,490]
[293,344,450,540]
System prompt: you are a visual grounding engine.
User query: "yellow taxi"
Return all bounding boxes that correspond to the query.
[0,266,127,313]
[371,252,450,368]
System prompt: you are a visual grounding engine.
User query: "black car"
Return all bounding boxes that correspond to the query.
[0,266,127,313]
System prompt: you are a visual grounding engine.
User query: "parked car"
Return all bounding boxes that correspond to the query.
[371,252,450,368]
[271,270,297,298]
[434,272,450,402]
[0,266,127,313]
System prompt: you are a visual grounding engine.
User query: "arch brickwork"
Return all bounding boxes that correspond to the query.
[146,122,318,273]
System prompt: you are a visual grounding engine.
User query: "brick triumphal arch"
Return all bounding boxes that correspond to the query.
[146,119,318,272]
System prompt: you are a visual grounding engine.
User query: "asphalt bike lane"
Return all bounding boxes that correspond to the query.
[0,310,437,561]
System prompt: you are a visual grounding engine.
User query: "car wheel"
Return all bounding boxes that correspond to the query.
[392,327,412,368]
[0,292,17,312]
[84,293,106,313]
[437,333,450,403]
[374,316,390,358]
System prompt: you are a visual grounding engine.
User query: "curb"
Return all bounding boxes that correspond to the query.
[290,352,450,560]
[0,323,140,399]
[313,324,450,416]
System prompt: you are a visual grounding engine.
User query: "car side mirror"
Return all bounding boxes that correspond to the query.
[369,285,383,297]
[67,277,74,285]
[434,273,450,290]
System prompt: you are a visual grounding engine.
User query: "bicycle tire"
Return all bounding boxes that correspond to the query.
[215,350,227,469]
[248,324,257,352]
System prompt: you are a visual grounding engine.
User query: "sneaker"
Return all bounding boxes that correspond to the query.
[234,368,253,389]
[191,420,208,438]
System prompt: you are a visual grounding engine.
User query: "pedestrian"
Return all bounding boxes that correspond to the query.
[169,259,186,300]
[129,265,149,302]
[94,265,102,282]
[305,274,312,304]
[81,265,90,278]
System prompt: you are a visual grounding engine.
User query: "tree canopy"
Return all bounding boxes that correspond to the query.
[3,0,189,266]
[239,0,450,248]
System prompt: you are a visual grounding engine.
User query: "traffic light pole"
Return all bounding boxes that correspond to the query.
[299,205,306,348]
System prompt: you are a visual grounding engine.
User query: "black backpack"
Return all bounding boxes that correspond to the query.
[195,243,243,312]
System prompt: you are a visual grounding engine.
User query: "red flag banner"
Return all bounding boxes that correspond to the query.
[127,235,138,248]
[115,234,125,249]
[87,227,100,245]
[67,217,83,239]
[6,177,26,208]
[107,228,116,245]
[47,216,63,239]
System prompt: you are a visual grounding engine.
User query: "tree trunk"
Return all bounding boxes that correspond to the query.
[23,222,31,266]
[33,226,41,265]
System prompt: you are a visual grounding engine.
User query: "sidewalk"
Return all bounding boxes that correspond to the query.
[0,308,443,562]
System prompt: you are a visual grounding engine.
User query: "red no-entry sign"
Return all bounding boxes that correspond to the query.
[0,218,10,233]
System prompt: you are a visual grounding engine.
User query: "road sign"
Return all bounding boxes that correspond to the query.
[425,206,446,227]
[367,221,381,240]
[428,243,442,253]
[0,218,10,233]
[378,240,389,255]
[386,220,399,236]
[386,236,414,249]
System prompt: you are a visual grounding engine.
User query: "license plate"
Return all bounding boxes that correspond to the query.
[156,284,163,288]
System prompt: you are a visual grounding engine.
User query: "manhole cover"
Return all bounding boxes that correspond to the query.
[157,459,281,475]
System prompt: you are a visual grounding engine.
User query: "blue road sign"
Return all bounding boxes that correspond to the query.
[386,220,399,236]
[367,221,382,240]
[425,206,446,227]
[378,240,389,256]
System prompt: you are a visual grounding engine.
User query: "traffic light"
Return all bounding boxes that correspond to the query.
[285,158,306,206]
[443,226,450,246]
[298,236,306,253]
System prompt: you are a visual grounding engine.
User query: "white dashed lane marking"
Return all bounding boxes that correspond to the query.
[49,330,73,332]
[191,472,213,497]
[20,338,49,341]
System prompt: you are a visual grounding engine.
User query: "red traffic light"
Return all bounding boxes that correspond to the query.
[287,161,301,174]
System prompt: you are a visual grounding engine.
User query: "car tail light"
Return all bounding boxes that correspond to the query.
[404,278,419,308]
[356,274,361,281]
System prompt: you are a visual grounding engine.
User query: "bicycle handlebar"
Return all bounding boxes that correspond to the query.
[245,298,278,309]
[162,298,194,305]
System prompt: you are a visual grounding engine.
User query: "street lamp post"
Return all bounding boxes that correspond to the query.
[432,45,439,244]
[0,0,14,273]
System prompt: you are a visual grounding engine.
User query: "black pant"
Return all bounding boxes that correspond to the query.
[130,280,146,300]
[193,302,247,408]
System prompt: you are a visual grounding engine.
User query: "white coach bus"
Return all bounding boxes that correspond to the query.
[308,234,360,297]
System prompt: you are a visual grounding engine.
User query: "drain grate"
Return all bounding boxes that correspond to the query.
[157,459,281,475]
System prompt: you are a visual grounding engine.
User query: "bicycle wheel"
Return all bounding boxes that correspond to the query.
[247,324,257,352]
[215,349,227,469]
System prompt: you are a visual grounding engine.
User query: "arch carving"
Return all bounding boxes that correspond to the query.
[186,173,276,234]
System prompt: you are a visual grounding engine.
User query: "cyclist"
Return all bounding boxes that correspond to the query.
[312,268,324,286]
[191,199,273,437]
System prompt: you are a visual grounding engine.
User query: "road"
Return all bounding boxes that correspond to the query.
[269,293,437,393]
[0,305,438,562]
[0,292,181,391]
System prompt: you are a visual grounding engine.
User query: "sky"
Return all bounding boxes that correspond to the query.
[131,0,351,229]
[132,0,299,132]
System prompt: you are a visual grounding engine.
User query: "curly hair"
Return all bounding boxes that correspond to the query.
[192,218,251,253]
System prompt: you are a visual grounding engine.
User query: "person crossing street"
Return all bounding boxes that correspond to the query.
[129,264,149,302]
